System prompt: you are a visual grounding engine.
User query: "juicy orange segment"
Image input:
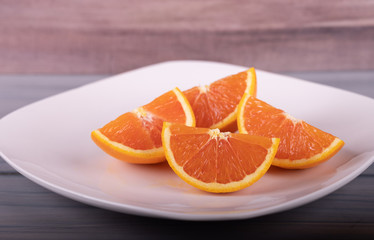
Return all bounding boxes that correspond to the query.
[91,87,195,164]
[162,122,279,193]
[183,68,257,132]
[237,94,344,169]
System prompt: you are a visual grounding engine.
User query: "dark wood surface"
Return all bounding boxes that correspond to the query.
[1,0,374,73]
[1,71,373,239]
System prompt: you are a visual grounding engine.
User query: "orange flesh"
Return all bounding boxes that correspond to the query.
[184,71,248,128]
[100,112,156,150]
[168,124,273,184]
[143,90,186,123]
[242,96,336,160]
[99,90,187,150]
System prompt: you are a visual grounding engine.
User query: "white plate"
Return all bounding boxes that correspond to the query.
[1,61,373,221]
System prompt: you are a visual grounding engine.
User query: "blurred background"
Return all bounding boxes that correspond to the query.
[1,1,374,239]
[1,0,373,74]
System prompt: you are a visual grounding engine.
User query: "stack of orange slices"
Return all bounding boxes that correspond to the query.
[91,68,344,193]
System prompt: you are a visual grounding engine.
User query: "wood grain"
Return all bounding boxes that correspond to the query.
[0,174,373,239]
[0,0,374,73]
[0,75,106,118]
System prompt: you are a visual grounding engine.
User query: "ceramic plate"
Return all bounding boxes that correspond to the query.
[1,61,373,221]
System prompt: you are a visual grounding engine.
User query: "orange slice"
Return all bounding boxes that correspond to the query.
[162,122,279,193]
[237,94,344,169]
[183,68,257,132]
[91,87,195,164]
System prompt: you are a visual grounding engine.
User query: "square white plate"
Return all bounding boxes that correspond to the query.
[1,61,373,221]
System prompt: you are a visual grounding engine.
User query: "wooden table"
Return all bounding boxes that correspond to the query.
[1,71,373,239]
[1,0,374,74]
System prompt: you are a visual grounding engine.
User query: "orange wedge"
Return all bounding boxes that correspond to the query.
[162,122,279,193]
[91,88,195,164]
[237,94,344,169]
[183,68,257,132]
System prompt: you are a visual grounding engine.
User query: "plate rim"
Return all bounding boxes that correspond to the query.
[1,60,374,221]
[2,150,373,221]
